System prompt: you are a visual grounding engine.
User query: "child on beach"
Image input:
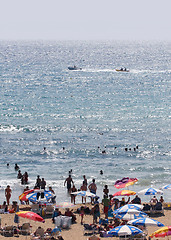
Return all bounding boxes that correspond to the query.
[80,206,84,225]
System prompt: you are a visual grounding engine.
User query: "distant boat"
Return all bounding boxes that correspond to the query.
[68,66,82,70]
[116,68,129,72]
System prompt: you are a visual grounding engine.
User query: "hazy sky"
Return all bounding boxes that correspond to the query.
[0,0,171,41]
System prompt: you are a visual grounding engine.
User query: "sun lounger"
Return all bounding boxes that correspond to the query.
[31,204,40,214]
[20,222,31,235]
[45,205,54,217]
[2,225,14,237]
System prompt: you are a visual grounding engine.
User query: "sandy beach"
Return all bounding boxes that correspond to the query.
[0,203,170,240]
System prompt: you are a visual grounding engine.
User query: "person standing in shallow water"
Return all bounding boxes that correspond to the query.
[88,179,97,204]
[5,185,12,205]
[64,175,74,193]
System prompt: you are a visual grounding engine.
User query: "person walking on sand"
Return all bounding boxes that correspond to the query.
[64,174,74,193]
[5,185,12,205]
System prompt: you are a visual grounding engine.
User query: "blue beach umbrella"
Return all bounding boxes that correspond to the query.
[115,211,147,221]
[71,191,98,198]
[108,225,143,236]
[162,184,171,190]
[138,188,163,196]
[27,190,55,203]
[128,217,164,227]
[113,204,143,215]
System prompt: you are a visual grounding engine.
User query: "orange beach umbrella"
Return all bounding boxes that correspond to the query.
[113,190,136,197]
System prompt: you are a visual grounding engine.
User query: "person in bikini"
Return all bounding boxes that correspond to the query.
[5,185,12,205]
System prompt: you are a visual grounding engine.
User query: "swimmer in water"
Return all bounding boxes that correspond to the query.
[15,164,19,171]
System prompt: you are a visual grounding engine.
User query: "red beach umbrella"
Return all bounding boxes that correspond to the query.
[16,211,45,223]
[19,189,35,202]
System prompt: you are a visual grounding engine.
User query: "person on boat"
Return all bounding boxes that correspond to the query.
[120,68,123,71]
[124,68,127,71]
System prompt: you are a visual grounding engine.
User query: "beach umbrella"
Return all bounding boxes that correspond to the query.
[56,202,74,209]
[162,184,171,190]
[71,191,98,198]
[115,210,147,221]
[113,204,143,215]
[114,177,138,189]
[16,211,45,222]
[108,225,143,236]
[113,190,136,197]
[150,226,171,238]
[138,187,163,195]
[128,217,164,227]
[19,189,35,202]
[26,190,55,203]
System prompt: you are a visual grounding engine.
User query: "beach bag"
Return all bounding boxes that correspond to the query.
[61,216,72,229]
[55,216,62,227]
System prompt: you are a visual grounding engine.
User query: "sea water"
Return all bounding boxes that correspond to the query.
[0,40,170,204]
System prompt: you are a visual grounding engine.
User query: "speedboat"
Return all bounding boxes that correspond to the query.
[116,68,129,72]
[68,66,82,70]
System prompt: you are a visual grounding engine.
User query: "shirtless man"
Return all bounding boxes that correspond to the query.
[5,185,12,205]
[88,179,97,204]
[64,175,74,193]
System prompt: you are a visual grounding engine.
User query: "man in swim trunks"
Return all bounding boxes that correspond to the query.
[88,179,97,204]
[64,175,74,193]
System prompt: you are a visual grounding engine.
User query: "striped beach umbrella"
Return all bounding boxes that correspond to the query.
[115,211,147,221]
[71,191,97,198]
[150,226,171,238]
[138,188,163,195]
[113,204,143,215]
[128,217,164,227]
[108,225,143,236]
[114,177,138,189]
[162,184,171,190]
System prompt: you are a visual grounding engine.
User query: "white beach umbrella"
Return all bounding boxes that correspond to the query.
[138,188,163,195]
[128,217,164,227]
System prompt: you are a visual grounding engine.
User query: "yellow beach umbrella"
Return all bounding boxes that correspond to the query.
[150,226,171,238]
